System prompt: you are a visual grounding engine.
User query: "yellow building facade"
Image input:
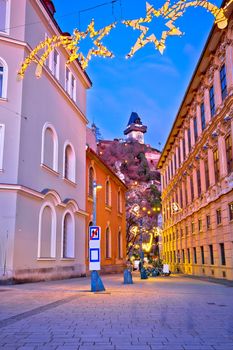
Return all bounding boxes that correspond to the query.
[158,6,233,280]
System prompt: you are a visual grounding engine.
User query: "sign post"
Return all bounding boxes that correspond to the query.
[89,225,105,292]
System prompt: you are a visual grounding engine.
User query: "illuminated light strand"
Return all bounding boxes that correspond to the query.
[123,0,229,58]
[18,19,115,78]
[17,0,230,76]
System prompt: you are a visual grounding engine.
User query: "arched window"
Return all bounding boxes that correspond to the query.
[105,180,111,206]
[64,142,76,182]
[38,203,56,258]
[117,190,122,213]
[0,0,10,34]
[62,212,75,258]
[0,58,8,99]
[106,227,111,258]
[88,167,94,197]
[41,124,58,171]
[118,230,122,259]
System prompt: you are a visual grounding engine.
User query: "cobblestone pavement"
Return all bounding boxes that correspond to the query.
[0,273,233,350]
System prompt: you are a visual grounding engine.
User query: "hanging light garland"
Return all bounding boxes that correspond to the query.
[18,19,115,78]
[17,0,231,78]
[124,0,230,58]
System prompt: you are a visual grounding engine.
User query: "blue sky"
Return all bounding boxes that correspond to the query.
[53,0,222,150]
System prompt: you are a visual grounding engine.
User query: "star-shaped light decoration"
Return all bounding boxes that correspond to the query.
[123,1,183,57]
[17,34,77,79]
[67,19,116,70]
[123,0,229,58]
[17,19,115,79]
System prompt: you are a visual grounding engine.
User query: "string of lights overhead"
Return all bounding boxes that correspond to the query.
[17,0,232,78]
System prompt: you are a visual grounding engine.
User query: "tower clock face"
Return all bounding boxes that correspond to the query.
[137,133,144,143]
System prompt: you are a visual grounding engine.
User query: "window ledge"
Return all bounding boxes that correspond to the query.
[105,205,112,211]
[60,258,75,261]
[41,163,59,176]
[88,196,94,202]
[63,177,77,187]
[37,258,56,261]
[117,212,123,217]
[0,169,4,173]
[0,97,8,102]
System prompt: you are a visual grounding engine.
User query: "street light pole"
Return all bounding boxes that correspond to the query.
[93,180,97,226]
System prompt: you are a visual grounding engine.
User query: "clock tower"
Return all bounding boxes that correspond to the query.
[124,112,147,144]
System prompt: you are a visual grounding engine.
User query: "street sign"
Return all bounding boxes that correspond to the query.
[89,226,101,271]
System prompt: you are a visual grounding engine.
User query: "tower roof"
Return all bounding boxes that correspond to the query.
[127,112,142,126]
[124,112,147,136]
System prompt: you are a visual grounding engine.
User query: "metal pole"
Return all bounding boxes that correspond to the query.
[93,180,97,226]
[90,180,105,291]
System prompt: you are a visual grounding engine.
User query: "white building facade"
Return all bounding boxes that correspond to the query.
[0,0,92,282]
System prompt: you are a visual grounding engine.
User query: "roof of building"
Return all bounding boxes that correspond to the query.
[157,0,232,169]
[86,147,128,190]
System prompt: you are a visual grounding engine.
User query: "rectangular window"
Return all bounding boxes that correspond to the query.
[205,159,210,190]
[193,247,197,264]
[220,243,226,266]
[197,168,201,197]
[0,0,9,34]
[225,135,233,175]
[0,124,5,169]
[179,187,183,208]
[71,74,76,101]
[188,128,191,153]
[198,218,202,232]
[182,249,185,263]
[209,244,214,265]
[206,215,211,229]
[187,248,190,263]
[182,137,186,160]
[216,209,222,225]
[184,179,188,206]
[174,153,177,172]
[200,246,205,264]
[191,221,194,234]
[170,160,173,178]
[185,225,188,235]
[209,85,215,117]
[0,66,3,98]
[220,64,227,101]
[65,67,70,93]
[50,50,59,79]
[177,250,180,263]
[193,116,198,142]
[173,251,176,263]
[178,146,181,167]
[201,103,206,131]
[213,149,220,183]
[229,202,233,221]
[190,175,194,201]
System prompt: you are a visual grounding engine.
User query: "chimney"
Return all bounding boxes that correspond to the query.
[43,0,56,16]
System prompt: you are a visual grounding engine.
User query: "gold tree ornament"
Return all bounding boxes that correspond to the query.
[123,0,229,58]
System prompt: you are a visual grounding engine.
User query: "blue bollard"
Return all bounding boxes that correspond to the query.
[140,267,148,279]
[91,271,105,292]
[123,269,133,284]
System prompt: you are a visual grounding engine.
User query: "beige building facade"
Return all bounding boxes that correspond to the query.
[0,0,91,282]
[158,5,233,280]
